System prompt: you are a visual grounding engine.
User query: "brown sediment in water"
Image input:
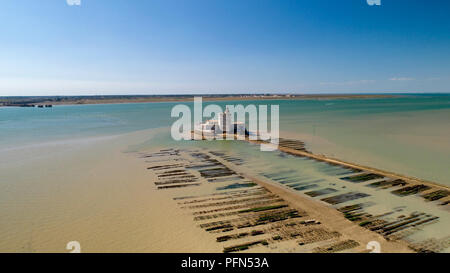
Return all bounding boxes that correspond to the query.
[143,148,414,253]
[190,131,450,205]
[217,150,450,252]
[243,137,450,206]
[182,132,450,251]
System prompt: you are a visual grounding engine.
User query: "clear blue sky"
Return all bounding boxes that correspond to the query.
[1,0,449,95]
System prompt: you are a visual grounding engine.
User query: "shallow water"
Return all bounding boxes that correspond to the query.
[1,94,450,252]
[154,137,450,252]
[1,95,449,184]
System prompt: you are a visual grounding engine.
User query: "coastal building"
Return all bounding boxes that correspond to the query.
[195,107,246,137]
[218,107,233,133]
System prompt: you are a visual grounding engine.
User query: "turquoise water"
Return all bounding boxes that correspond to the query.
[1,94,450,184]
[1,94,450,252]
[0,102,172,148]
[192,141,450,251]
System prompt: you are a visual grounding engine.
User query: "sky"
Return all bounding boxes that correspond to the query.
[1,0,449,95]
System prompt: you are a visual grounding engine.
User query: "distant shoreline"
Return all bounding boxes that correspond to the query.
[0,94,401,107]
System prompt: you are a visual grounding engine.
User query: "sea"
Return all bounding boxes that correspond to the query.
[1,94,449,185]
[0,93,449,252]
